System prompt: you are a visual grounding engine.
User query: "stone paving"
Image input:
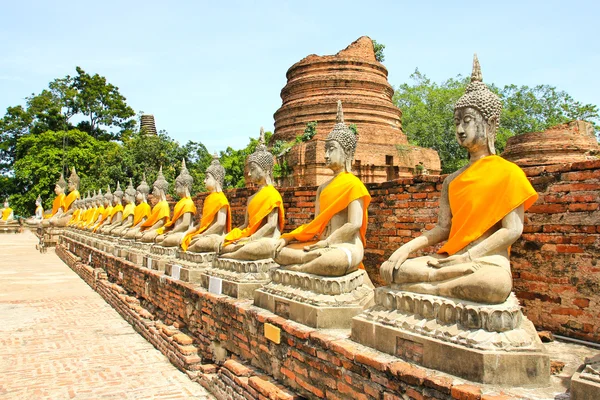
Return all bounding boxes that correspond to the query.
[0,231,214,400]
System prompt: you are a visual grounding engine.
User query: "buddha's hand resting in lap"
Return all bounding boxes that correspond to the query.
[303,240,328,252]
[275,238,289,254]
[426,252,471,268]
[380,247,411,283]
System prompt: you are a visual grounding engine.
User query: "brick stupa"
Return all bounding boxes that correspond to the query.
[272,36,440,186]
[140,114,158,135]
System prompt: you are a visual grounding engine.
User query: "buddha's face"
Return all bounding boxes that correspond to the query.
[324,140,346,171]
[454,107,487,150]
[248,162,265,184]
[205,173,217,192]
[55,184,64,195]
[68,182,76,192]
[152,185,161,197]
[175,182,187,198]
[136,191,143,203]
[3,201,8,208]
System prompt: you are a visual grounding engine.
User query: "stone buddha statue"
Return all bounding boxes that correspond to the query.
[75,192,92,229]
[182,154,231,253]
[217,128,284,260]
[122,175,152,239]
[101,182,125,234]
[41,174,67,227]
[155,159,197,247]
[379,55,538,304]
[84,189,104,231]
[67,199,81,227]
[136,167,171,243]
[25,195,44,226]
[93,185,114,233]
[49,167,81,227]
[111,179,137,236]
[272,100,371,276]
[1,200,15,224]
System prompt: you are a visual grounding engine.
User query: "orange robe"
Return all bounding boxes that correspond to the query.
[92,206,113,232]
[86,206,104,229]
[181,192,231,251]
[438,155,538,255]
[44,193,66,219]
[281,172,371,269]
[132,202,152,226]
[67,209,81,225]
[122,203,136,221]
[140,200,170,231]
[63,190,80,212]
[2,207,13,221]
[223,185,284,246]
[109,203,124,223]
[156,197,196,235]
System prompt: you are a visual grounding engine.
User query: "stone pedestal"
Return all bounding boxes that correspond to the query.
[144,245,178,272]
[254,269,374,329]
[200,257,278,299]
[38,227,64,248]
[0,222,20,234]
[571,355,600,400]
[127,242,153,266]
[351,288,549,385]
[113,238,134,258]
[165,251,217,283]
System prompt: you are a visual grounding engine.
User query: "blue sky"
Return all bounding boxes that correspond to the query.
[1,0,598,152]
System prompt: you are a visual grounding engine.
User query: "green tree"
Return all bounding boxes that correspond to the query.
[372,40,385,63]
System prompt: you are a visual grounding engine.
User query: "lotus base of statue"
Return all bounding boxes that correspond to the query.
[1,221,20,234]
[127,242,153,266]
[143,245,179,272]
[37,226,64,248]
[200,257,278,299]
[351,288,550,385]
[164,251,218,283]
[254,269,374,329]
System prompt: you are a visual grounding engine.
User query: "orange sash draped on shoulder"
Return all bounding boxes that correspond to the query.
[181,192,231,251]
[133,202,152,226]
[93,206,113,232]
[162,197,196,230]
[35,206,44,218]
[45,193,66,218]
[109,203,124,223]
[86,206,104,228]
[140,200,170,231]
[64,190,80,212]
[122,203,136,220]
[67,209,81,225]
[2,208,13,221]
[438,155,538,255]
[223,185,284,246]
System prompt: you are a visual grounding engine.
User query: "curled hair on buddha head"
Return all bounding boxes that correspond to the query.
[454,54,503,154]
[247,127,274,179]
[68,167,80,189]
[56,173,67,190]
[326,100,357,169]
[125,178,136,197]
[206,152,225,189]
[137,173,150,196]
[175,159,194,191]
[153,166,169,193]
[113,181,123,200]
[95,189,103,202]
[36,195,42,205]
[104,185,113,202]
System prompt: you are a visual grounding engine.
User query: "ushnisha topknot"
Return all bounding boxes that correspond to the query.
[455,54,503,128]
[125,178,136,197]
[68,167,80,188]
[104,185,113,201]
[36,195,42,205]
[95,189,103,202]
[137,173,150,195]
[247,127,274,175]
[57,173,67,189]
[206,152,225,188]
[113,181,123,199]
[175,159,194,189]
[153,166,169,192]
[326,100,357,159]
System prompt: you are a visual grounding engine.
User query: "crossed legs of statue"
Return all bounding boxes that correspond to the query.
[187,234,223,253]
[219,238,280,261]
[275,240,364,277]
[156,232,186,247]
[392,255,512,304]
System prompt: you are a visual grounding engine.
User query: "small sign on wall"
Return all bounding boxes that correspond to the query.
[264,323,281,344]
[146,257,152,269]
[88,254,92,263]
[171,264,181,281]
[208,276,222,295]
[118,271,123,281]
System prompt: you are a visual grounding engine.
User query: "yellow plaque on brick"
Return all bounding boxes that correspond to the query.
[264,323,281,344]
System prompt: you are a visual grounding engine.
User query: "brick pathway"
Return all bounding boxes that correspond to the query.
[0,231,214,400]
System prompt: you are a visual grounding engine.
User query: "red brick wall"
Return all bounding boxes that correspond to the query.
[187,159,600,342]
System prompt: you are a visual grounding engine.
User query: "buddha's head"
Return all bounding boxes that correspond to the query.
[175,159,193,198]
[247,127,274,185]
[104,185,113,206]
[325,100,357,173]
[454,54,502,155]
[137,173,150,203]
[205,153,225,193]
[125,178,137,204]
[152,166,169,197]
[36,195,42,207]
[3,200,8,208]
[95,189,103,207]
[113,181,124,204]
[55,174,67,195]
[68,167,80,191]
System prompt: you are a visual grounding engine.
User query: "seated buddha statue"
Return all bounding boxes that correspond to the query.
[136,167,171,243]
[92,185,114,233]
[42,174,67,227]
[66,199,82,227]
[110,179,137,236]
[155,159,197,247]
[74,192,92,230]
[50,167,81,227]
[100,182,125,234]
[271,101,371,276]
[25,195,45,226]
[83,190,105,231]
[1,200,16,225]
[379,55,538,304]
[217,128,284,260]
[122,175,152,239]
[182,155,231,253]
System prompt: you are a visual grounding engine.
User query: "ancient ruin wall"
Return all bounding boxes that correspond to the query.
[186,159,600,342]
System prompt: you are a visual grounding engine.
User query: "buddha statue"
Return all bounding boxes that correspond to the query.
[75,192,92,229]
[92,185,114,233]
[136,167,171,243]
[49,167,81,227]
[122,175,152,239]
[217,128,284,260]
[25,196,44,226]
[41,174,67,227]
[101,182,125,234]
[111,179,137,236]
[182,154,231,253]
[379,55,538,304]
[84,189,104,231]
[1,200,15,224]
[67,199,82,227]
[155,159,197,247]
